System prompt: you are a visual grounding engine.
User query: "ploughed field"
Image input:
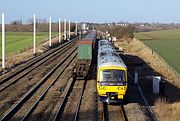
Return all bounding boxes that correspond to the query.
[134,29,180,73]
[0,32,57,57]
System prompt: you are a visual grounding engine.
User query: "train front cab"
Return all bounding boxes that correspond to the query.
[97,66,127,103]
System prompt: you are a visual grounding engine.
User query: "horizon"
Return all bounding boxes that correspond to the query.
[0,0,180,24]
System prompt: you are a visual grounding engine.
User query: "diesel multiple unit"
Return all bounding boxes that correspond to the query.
[97,39,128,103]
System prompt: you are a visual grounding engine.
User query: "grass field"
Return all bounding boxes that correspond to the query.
[0,32,57,57]
[134,29,180,73]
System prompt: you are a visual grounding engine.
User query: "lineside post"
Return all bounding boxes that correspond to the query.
[59,19,61,43]
[75,21,77,35]
[79,31,81,39]
[134,72,138,84]
[33,14,36,54]
[68,20,70,40]
[49,16,52,47]
[64,19,66,40]
[2,13,5,68]
[153,76,161,94]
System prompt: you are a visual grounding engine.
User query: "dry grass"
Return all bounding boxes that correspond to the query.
[117,38,180,121]
[154,98,180,121]
[126,38,179,88]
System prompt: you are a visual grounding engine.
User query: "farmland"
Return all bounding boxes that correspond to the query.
[134,29,180,74]
[0,32,57,57]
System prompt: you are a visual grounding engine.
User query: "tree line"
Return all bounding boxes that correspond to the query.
[0,19,75,32]
[96,24,135,39]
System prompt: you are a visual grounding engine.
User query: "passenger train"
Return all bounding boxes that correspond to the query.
[97,39,128,103]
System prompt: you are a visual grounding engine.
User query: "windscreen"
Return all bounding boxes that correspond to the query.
[100,69,126,82]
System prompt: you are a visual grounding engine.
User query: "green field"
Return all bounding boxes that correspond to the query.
[0,32,57,57]
[134,29,180,73]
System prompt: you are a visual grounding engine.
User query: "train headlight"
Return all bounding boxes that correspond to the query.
[118,87,124,90]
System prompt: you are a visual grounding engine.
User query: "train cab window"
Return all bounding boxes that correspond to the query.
[100,70,126,82]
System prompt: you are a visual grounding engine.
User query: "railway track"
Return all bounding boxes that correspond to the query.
[101,103,127,121]
[0,38,79,119]
[52,78,86,121]
[0,36,79,91]
[0,46,78,121]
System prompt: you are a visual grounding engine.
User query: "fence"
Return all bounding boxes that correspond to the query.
[134,38,180,85]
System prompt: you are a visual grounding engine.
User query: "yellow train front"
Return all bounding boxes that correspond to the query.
[97,39,128,103]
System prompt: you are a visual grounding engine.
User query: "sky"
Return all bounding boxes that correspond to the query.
[0,0,180,23]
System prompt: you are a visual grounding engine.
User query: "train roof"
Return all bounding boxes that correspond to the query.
[98,39,115,53]
[98,52,126,68]
[98,44,115,52]
[99,39,112,46]
[98,39,127,69]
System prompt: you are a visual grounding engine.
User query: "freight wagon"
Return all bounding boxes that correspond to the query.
[74,32,96,78]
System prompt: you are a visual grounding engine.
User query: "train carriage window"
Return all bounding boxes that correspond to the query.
[100,70,111,82]
[100,70,126,82]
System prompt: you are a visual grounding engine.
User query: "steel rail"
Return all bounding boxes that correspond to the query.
[73,80,86,121]
[102,103,127,121]
[0,47,77,121]
[128,72,158,121]
[52,78,75,121]
[0,37,78,92]
[102,103,108,121]
[0,36,79,86]
[53,79,86,121]
[120,104,128,121]
[21,51,77,121]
